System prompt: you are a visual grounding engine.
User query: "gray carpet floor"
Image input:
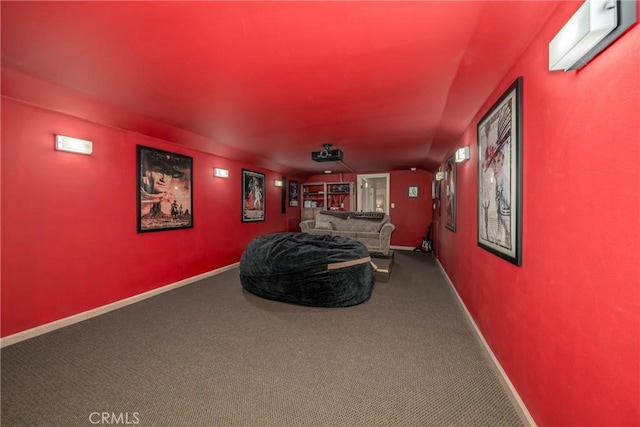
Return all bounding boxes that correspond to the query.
[1,251,525,426]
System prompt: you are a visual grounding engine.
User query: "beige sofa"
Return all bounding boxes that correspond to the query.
[299,211,395,255]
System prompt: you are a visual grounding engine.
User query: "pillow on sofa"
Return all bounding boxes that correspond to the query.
[315,220,333,231]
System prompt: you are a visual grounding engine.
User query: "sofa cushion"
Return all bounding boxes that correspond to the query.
[317,212,389,233]
[356,231,380,239]
[336,231,358,239]
[315,220,334,231]
[334,217,386,233]
[360,219,387,233]
[309,228,332,236]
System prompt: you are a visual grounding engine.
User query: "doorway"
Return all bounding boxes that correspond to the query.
[357,173,390,213]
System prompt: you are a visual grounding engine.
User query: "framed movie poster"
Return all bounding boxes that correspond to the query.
[289,180,299,207]
[242,169,265,222]
[444,154,456,232]
[280,176,287,214]
[434,171,442,216]
[137,145,193,232]
[477,76,523,266]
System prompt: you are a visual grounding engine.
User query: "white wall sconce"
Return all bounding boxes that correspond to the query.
[549,0,637,71]
[435,171,446,181]
[55,135,93,155]
[213,168,229,178]
[455,146,470,163]
[273,179,284,187]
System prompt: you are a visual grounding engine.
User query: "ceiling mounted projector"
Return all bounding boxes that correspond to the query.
[311,144,343,162]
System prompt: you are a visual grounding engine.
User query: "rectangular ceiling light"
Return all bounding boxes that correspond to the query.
[55,135,93,155]
[214,168,229,178]
[549,0,618,71]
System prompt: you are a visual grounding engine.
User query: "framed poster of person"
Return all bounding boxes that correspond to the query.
[242,169,265,222]
[137,145,193,232]
[289,180,299,207]
[477,76,523,266]
[444,154,456,232]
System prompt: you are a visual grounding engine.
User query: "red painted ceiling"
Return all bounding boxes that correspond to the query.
[1,1,560,176]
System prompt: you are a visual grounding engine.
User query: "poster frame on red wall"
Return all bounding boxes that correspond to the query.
[137,145,193,233]
[289,180,299,207]
[444,154,456,232]
[477,76,523,266]
[242,169,266,222]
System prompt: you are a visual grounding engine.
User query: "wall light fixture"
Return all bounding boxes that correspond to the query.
[55,135,93,155]
[435,171,446,181]
[274,179,284,187]
[214,168,229,178]
[549,0,636,71]
[455,146,470,163]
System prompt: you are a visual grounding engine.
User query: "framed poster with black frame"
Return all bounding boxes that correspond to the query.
[242,169,265,222]
[289,180,299,207]
[435,171,442,217]
[280,176,287,214]
[444,154,456,232]
[137,145,193,233]
[477,76,523,266]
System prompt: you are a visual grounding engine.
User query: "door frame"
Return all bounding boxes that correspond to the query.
[356,173,390,213]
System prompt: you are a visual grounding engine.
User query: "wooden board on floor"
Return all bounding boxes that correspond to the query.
[372,250,394,283]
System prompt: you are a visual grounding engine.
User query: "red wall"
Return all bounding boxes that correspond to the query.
[306,170,433,248]
[435,3,640,426]
[0,97,302,337]
[0,75,432,337]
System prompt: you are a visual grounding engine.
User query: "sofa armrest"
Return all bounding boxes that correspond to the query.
[378,223,396,255]
[380,223,396,239]
[300,220,315,233]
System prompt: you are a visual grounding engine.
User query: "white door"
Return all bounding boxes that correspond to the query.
[357,173,390,213]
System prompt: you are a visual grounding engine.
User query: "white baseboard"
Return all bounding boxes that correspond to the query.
[435,259,536,427]
[0,262,240,348]
[390,245,415,251]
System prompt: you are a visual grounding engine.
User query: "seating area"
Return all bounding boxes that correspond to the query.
[299,211,396,256]
[240,233,375,307]
[240,213,396,308]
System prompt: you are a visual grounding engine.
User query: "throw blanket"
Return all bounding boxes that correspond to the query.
[323,211,385,221]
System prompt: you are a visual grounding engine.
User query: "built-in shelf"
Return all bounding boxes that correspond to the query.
[301,182,355,220]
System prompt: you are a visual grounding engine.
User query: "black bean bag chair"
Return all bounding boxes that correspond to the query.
[240,232,375,307]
